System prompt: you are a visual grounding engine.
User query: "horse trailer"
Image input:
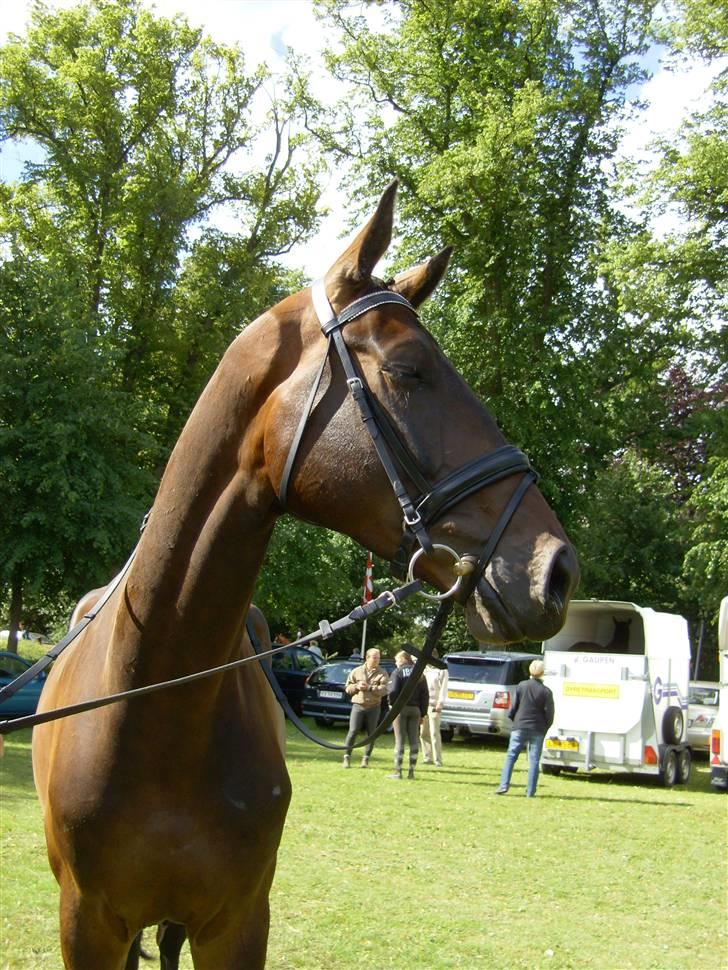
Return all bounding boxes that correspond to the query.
[541,600,691,786]
[710,596,728,791]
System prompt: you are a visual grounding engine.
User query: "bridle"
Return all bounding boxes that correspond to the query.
[279,279,538,604]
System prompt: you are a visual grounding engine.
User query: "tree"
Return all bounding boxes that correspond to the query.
[311,0,726,638]
[312,0,672,523]
[569,449,686,611]
[0,0,324,635]
[601,1,727,619]
[0,232,153,648]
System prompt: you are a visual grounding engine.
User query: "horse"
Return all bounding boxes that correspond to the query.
[32,182,579,969]
[569,618,632,653]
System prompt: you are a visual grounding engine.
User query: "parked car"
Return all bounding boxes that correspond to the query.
[687,681,720,751]
[439,650,540,741]
[0,651,47,718]
[268,646,324,715]
[302,656,396,726]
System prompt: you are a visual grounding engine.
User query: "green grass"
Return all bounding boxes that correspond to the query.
[2,725,726,969]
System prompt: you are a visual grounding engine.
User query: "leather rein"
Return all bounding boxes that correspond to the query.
[0,282,536,745]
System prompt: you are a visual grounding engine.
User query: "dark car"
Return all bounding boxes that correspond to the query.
[269,646,324,715]
[301,656,396,726]
[0,651,47,718]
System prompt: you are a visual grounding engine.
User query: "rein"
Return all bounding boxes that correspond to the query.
[0,580,425,736]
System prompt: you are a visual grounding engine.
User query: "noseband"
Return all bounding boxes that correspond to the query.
[279,280,537,601]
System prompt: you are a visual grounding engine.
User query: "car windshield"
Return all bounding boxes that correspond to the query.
[689,686,719,706]
[0,654,32,679]
[309,662,355,686]
[446,658,510,685]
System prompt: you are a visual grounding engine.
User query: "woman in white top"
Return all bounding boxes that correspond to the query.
[420,648,449,767]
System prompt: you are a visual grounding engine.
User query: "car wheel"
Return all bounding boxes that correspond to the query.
[676,747,692,784]
[662,707,684,745]
[440,727,454,743]
[314,717,333,727]
[660,748,678,788]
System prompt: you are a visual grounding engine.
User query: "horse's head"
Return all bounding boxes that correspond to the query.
[263,182,578,644]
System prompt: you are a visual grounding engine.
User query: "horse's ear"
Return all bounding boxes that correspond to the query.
[390,247,453,308]
[324,181,398,305]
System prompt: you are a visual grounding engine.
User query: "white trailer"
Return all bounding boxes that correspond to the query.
[541,600,691,786]
[710,596,728,791]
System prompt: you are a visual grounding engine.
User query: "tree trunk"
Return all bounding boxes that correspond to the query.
[6,575,23,654]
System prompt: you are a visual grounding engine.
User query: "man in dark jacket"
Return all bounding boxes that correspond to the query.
[496,659,554,797]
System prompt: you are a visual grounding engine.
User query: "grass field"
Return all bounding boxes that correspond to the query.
[1,723,726,970]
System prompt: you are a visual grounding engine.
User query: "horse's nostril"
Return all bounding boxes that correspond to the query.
[545,548,576,615]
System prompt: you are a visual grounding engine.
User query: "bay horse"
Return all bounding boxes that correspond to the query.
[32,182,578,969]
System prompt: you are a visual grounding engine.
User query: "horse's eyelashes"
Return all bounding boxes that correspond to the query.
[382,363,422,384]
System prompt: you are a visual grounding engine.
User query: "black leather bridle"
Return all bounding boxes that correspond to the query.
[279,279,538,603]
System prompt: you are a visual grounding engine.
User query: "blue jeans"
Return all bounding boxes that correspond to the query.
[499,729,545,796]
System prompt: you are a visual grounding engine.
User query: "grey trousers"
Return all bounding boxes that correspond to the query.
[344,704,380,757]
[393,706,422,767]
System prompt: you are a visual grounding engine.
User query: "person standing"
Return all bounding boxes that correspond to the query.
[342,647,390,768]
[388,649,430,780]
[496,659,554,797]
[420,648,449,767]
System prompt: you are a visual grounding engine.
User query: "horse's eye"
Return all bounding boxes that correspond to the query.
[382,363,422,384]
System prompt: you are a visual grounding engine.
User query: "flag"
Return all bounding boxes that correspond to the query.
[362,551,374,604]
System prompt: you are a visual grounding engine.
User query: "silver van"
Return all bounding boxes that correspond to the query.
[440,650,540,741]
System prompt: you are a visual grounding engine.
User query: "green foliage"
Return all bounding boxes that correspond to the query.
[310,0,726,628]
[0,236,153,607]
[0,0,724,645]
[684,458,728,617]
[0,0,323,630]
[312,0,675,510]
[571,449,687,611]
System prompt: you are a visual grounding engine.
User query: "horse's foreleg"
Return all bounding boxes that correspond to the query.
[189,884,273,970]
[58,880,134,970]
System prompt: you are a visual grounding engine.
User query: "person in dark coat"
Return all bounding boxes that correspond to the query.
[388,648,430,780]
[496,659,554,797]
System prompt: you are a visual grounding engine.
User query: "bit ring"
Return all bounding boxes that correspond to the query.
[407,544,465,601]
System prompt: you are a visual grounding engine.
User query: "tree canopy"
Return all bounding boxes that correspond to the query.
[1,0,725,667]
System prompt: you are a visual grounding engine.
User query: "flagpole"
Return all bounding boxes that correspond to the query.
[361,551,374,655]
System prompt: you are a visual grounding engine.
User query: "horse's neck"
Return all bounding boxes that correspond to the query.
[115,326,279,678]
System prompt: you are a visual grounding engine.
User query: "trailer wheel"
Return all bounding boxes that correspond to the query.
[676,747,692,784]
[660,749,678,787]
[662,707,684,745]
[542,764,561,776]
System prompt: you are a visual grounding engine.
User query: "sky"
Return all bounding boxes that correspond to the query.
[0,0,724,276]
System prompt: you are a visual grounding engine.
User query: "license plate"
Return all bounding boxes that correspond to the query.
[318,690,341,699]
[546,738,579,751]
[448,690,475,700]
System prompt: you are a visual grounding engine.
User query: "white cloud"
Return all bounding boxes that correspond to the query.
[619,57,726,162]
